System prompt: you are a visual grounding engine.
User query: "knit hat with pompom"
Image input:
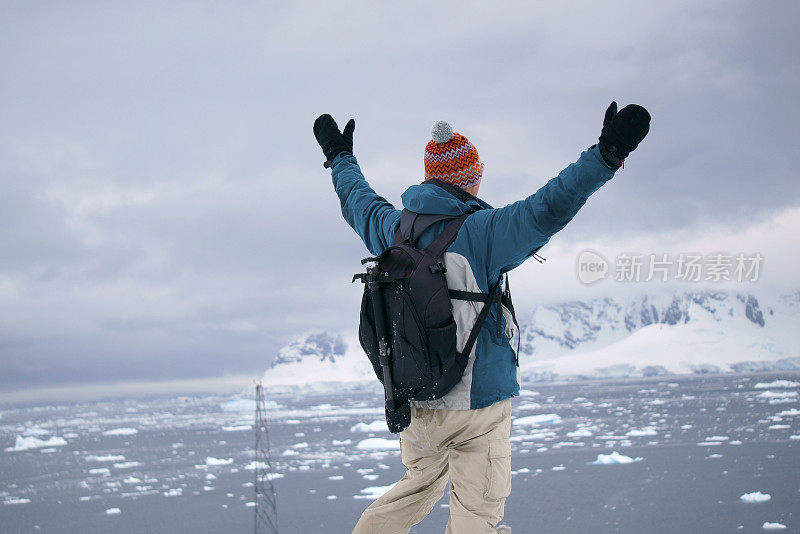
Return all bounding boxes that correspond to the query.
[424,121,484,190]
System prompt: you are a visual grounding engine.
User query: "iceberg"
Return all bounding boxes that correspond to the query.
[588,451,643,465]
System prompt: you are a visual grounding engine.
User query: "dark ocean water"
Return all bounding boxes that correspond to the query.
[1,372,799,533]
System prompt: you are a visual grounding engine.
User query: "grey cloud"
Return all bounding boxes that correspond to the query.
[0,1,798,390]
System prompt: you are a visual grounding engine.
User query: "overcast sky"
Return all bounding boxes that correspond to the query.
[1,1,798,395]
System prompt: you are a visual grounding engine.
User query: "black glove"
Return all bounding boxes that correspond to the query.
[597,101,650,168]
[313,114,355,168]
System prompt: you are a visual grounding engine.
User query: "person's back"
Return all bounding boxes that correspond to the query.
[313,104,650,533]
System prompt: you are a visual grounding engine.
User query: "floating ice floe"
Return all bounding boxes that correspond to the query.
[698,435,729,446]
[567,428,594,438]
[554,441,585,449]
[105,507,121,515]
[220,398,256,413]
[790,435,800,440]
[86,454,126,462]
[350,420,389,433]
[242,463,283,481]
[21,427,50,437]
[222,425,251,432]
[113,461,142,469]
[4,497,31,505]
[512,414,562,427]
[757,391,798,399]
[768,424,791,430]
[163,488,182,497]
[244,461,265,471]
[626,427,658,437]
[328,475,344,480]
[740,491,771,503]
[588,451,643,465]
[754,380,799,389]
[776,408,800,417]
[101,428,138,436]
[552,465,566,471]
[89,468,110,475]
[761,522,787,530]
[5,435,68,452]
[354,484,393,500]
[356,438,398,451]
[205,457,233,466]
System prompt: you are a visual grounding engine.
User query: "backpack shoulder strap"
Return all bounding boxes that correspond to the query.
[422,213,470,259]
[391,210,455,247]
[448,273,520,363]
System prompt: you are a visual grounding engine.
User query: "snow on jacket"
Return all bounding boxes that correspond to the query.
[330,146,617,410]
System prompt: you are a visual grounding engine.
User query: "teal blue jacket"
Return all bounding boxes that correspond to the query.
[330,146,617,409]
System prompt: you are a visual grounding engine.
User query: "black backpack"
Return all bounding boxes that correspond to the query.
[353,208,519,433]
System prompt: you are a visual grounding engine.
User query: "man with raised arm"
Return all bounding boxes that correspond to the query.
[313,102,650,534]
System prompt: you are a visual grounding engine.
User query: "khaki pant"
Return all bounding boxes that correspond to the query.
[353,399,512,534]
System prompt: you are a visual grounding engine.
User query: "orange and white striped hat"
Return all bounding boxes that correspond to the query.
[424,121,484,190]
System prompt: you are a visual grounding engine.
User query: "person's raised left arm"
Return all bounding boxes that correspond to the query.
[465,102,651,278]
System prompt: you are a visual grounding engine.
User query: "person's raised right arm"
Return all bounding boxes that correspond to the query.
[314,114,401,256]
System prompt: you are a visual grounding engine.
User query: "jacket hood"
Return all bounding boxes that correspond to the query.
[401,180,493,215]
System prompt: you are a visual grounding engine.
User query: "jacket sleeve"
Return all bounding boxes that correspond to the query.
[467,146,618,276]
[330,153,402,256]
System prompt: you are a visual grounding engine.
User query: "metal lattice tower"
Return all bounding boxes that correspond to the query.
[254,383,279,534]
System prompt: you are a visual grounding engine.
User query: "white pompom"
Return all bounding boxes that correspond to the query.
[431,120,453,144]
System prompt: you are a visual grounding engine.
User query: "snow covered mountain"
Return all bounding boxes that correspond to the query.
[261,330,378,393]
[261,289,800,390]
[517,290,799,382]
